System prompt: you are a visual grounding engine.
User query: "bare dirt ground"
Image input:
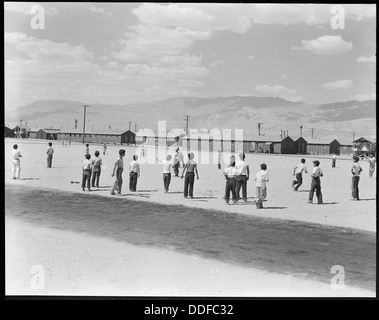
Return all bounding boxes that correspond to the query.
[4,138,376,296]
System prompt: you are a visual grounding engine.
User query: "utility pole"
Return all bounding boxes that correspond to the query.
[257,123,263,135]
[128,122,132,131]
[352,131,356,142]
[134,124,138,132]
[300,125,303,138]
[81,105,89,144]
[184,115,191,135]
[310,128,315,139]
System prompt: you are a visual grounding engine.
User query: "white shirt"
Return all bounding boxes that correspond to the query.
[311,167,323,178]
[12,149,22,161]
[294,163,307,174]
[129,160,140,174]
[223,166,238,177]
[82,159,92,170]
[255,170,269,187]
[47,147,54,155]
[235,160,249,176]
[163,160,173,174]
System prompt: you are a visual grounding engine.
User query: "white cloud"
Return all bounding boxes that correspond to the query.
[322,79,354,90]
[5,32,36,44]
[281,74,288,79]
[357,55,376,63]
[292,35,353,56]
[247,55,254,60]
[89,6,105,14]
[347,93,376,101]
[210,59,225,67]
[4,2,58,15]
[255,85,302,102]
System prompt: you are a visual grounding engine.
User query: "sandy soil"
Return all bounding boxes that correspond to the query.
[5,138,376,231]
[4,138,376,297]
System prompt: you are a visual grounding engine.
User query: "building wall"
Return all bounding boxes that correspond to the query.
[329,140,341,155]
[340,145,353,155]
[307,144,330,155]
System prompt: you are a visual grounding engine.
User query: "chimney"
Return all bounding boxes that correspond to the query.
[280,130,283,138]
[20,119,22,127]
[300,125,303,137]
[286,130,288,137]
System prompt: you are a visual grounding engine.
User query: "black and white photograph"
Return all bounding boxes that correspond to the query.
[4,2,376,300]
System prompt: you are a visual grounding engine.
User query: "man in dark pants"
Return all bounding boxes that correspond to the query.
[81,154,92,191]
[162,154,173,193]
[223,156,237,204]
[351,155,362,200]
[235,153,250,203]
[129,155,140,192]
[47,142,54,168]
[181,152,199,198]
[111,149,126,195]
[91,150,102,188]
[308,160,323,204]
[292,158,308,191]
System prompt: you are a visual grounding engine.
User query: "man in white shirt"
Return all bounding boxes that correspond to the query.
[292,158,308,191]
[308,160,323,204]
[81,154,92,191]
[332,153,337,168]
[162,154,174,193]
[223,156,238,204]
[235,153,250,203]
[12,144,22,179]
[129,154,140,192]
[255,163,269,208]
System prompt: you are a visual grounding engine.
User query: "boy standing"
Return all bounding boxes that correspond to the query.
[368,153,376,178]
[235,153,250,203]
[111,149,126,195]
[81,154,92,191]
[292,158,308,191]
[223,156,238,204]
[308,160,323,204]
[181,152,199,198]
[332,153,337,168]
[85,144,90,155]
[162,154,174,193]
[47,142,54,168]
[91,150,102,188]
[129,155,140,192]
[351,155,363,200]
[255,163,269,209]
[12,144,22,179]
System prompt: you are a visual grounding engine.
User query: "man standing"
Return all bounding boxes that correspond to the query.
[12,144,22,179]
[351,155,363,200]
[292,158,308,191]
[332,153,337,168]
[181,152,199,198]
[129,155,140,192]
[110,149,126,195]
[47,142,54,168]
[308,160,323,204]
[235,153,250,203]
[162,154,174,193]
[223,156,237,204]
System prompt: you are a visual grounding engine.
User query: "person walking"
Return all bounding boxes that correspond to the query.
[81,154,92,191]
[255,163,269,209]
[110,149,126,195]
[235,153,250,203]
[223,156,237,204]
[12,144,22,179]
[103,143,107,155]
[47,142,54,168]
[181,152,199,198]
[308,160,323,204]
[351,155,363,200]
[368,153,376,178]
[332,153,337,168]
[292,158,308,191]
[129,154,140,192]
[91,150,102,188]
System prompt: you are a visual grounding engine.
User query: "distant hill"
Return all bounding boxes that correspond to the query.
[5,96,376,141]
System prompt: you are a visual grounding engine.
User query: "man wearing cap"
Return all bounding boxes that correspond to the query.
[223,155,237,204]
[351,155,363,200]
[308,160,323,204]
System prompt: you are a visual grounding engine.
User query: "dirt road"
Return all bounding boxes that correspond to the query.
[6,184,376,292]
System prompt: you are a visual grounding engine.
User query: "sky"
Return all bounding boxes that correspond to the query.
[4,3,377,111]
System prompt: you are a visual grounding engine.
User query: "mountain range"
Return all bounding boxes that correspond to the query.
[4,96,376,142]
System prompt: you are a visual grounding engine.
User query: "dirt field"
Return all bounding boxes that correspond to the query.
[4,138,376,296]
